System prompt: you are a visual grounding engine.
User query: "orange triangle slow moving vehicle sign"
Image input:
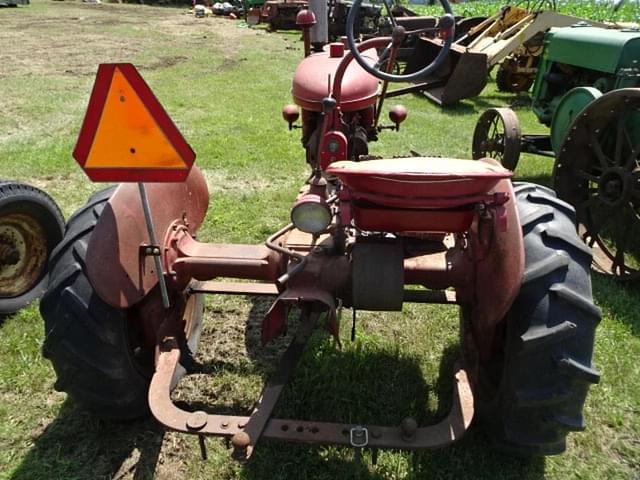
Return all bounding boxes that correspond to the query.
[73,63,195,182]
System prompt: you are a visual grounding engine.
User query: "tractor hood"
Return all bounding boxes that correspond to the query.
[292,45,379,112]
[545,26,640,74]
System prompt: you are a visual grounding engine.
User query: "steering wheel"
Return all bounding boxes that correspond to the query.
[345,0,455,83]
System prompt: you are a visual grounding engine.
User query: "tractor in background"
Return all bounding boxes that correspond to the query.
[473,25,640,281]
[386,4,608,106]
[40,0,600,464]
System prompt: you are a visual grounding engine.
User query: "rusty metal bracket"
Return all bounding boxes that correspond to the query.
[231,306,319,462]
[148,302,475,461]
[138,182,171,309]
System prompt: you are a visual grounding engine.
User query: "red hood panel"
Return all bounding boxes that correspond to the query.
[292,49,379,112]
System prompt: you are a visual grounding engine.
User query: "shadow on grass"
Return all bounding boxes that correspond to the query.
[9,400,164,480]
[241,334,546,480]
[592,275,640,336]
[387,87,522,115]
[11,298,545,480]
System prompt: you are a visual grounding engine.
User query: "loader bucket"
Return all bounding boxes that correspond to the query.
[404,37,488,106]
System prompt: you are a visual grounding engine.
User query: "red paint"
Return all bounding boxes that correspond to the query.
[329,42,345,58]
[389,105,408,125]
[327,157,513,202]
[353,205,476,233]
[291,48,379,112]
[86,166,209,308]
[295,9,316,26]
[319,130,348,169]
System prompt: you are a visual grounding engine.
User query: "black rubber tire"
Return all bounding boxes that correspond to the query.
[496,59,534,94]
[0,181,64,315]
[475,182,601,455]
[40,187,202,419]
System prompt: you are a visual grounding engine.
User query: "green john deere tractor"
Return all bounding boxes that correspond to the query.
[472,25,640,281]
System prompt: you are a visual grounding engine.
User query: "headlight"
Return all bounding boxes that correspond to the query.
[291,194,332,234]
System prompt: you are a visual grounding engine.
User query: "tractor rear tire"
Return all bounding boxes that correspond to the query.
[0,181,64,315]
[40,187,203,419]
[475,182,601,455]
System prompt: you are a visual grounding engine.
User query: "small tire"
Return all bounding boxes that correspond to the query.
[475,183,601,455]
[0,181,64,315]
[472,107,522,171]
[496,59,534,94]
[40,188,203,419]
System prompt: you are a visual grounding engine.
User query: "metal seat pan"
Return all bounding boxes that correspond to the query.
[327,157,512,202]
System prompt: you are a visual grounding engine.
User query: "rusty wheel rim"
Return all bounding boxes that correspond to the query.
[472,107,521,170]
[0,213,48,297]
[554,88,640,281]
[500,68,533,93]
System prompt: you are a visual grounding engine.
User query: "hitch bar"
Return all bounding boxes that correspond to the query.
[148,308,474,459]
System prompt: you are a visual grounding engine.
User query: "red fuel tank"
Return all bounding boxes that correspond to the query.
[292,44,379,112]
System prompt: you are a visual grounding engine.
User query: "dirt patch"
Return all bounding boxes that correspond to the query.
[144,55,189,71]
[218,55,248,72]
[0,1,264,150]
[202,168,273,194]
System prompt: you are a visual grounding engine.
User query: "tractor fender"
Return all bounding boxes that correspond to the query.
[470,178,525,361]
[86,166,209,308]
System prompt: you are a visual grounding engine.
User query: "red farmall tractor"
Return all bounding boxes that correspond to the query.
[40,0,600,462]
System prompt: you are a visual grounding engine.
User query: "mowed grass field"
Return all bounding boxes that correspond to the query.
[1,1,639,479]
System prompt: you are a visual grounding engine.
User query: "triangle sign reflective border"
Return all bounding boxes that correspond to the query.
[73,63,196,183]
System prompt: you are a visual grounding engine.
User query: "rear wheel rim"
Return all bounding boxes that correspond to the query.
[555,89,640,281]
[472,108,521,170]
[0,213,47,297]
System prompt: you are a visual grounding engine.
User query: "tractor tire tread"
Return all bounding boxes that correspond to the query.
[557,356,601,384]
[552,414,585,432]
[520,321,577,352]
[523,252,570,283]
[542,226,593,258]
[478,183,600,456]
[519,205,554,229]
[49,187,115,265]
[550,284,602,320]
[40,187,150,419]
[515,385,571,408]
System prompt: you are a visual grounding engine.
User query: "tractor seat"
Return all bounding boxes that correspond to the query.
[326,157,513,233]
[326,157,512,209]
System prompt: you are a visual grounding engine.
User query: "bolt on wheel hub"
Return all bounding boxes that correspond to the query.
[598,168,631,207]
[0,213,48,297]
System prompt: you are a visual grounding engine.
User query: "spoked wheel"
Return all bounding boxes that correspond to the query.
[472,107,522,171]
[554,88,640,281]
[0,182,64,315]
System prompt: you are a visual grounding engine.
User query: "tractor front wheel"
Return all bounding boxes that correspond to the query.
[474,183,601,455]
[40,188,203,419]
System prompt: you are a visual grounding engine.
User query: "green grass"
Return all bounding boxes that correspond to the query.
[414,0,640,23]
[0,1,639,479]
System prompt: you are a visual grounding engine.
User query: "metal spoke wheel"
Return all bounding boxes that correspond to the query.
[472,107,522,171]
[554,88,640,281]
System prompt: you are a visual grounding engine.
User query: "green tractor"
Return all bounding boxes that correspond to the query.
[472,25,640,281]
